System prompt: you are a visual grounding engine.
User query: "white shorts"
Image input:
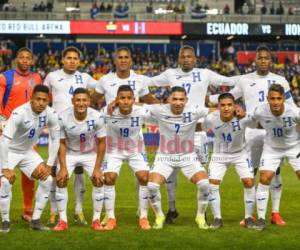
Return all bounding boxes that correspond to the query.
[208,151,254,181]
[260,143,300,172]
[58,152,97,177]
[104,152,149,175]
[194,131,208,164]
[151,152,205,180]
[6,150,44,179]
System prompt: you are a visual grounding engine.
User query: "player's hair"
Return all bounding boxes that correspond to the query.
[16,47,33,57]
[73,87,89,96]
[32,85,50,95]
[256,45,271,54]
[117,85,134,95]
[115,47,132,58]
[218,92,235,103]
[170,86,187,95]
[62,46,81,58]
[268,84,284,95]
[179,45,195,56]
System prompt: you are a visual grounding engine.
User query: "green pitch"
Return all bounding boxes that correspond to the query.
[0,147,300,250]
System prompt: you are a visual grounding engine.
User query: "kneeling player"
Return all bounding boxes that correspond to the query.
[147,86,212,229]
[102,85,151,230]
[0,85,60,233]
[252,84,300,230]
[202,93,256,229]
[53,88,106,231]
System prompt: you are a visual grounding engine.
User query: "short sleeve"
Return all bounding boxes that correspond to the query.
[150,70,170,87]
[96,115,106,138]
[138,75,150,97]
[87,74,97,89]
[2,110,22,139]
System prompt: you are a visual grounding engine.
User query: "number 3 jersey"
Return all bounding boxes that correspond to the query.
[59,107,106,153]
[250,103,300,149]
[202,111,256,154]
[2,102,59,153]
[44,69,97,114]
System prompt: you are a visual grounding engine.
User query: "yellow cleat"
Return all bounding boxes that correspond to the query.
[74,212,87,225]
[195,215,209,230]
[153,215,165,229]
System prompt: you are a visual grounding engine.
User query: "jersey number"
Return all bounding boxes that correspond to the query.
[222,133,232,142]
[28,128,35,139]
[80,133,86,152]
[120,128,129,137]
[182,83,191,94]
[272,128,283,137]
[175,123,180,134]
[69,86,75,95]
[258,90,265,102]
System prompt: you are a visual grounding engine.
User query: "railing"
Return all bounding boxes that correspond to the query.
[0,11,299,23]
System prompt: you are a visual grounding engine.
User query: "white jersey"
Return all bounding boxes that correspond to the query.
[1,102,60,166]
[251,103,300,149]
[103,105,150,154]
[151,68,234,107]
[203,111,256,154]
[95,70,150,104]
[59,107,106,153]
[44,69,97,113]
[146,104,208,155]
[211,71,294,113]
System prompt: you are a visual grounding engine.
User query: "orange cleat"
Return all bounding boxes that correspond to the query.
[103,218,117,231]
[53,220,68,231]
[139,218,151,230]
[91,219,104,231]
[240,215,256,226]
[271,212,286,226]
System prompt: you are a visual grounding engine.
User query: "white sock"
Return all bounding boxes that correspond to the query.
[256,183,270,220]
[148,182,164,217]
[92,186,104,221]
[104,185,116,219]
[32,176,52,220]
[270,174,282,213]
[209,183,221,219]
[196,179,209,217]
[166,171,177,212]
[74,173,85,214]
[56,187,68,222]
[49,178,57,214]
[0,178,12,222]
[244,186,255,218]
[139,185,149,219]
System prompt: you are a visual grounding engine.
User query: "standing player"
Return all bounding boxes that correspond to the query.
[0,47,42,222]
[0,85,60,233]
[53,88,106,231]
[209,46,295,225]
[202,93,256,229]
[102,85,152,230]
[250,84,300,230]
[94,47,159,105]
[44,46,97,225]
[147,86,213,229]
[149,45,235,223]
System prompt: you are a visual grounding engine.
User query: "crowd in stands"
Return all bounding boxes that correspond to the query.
[1,46,300,106]
[1,1,53,12]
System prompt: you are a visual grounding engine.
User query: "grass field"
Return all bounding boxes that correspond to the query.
[1,147,300,250]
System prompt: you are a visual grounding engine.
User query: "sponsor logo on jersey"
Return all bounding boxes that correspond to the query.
[250,82,256,87]
[110,83,117,87]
